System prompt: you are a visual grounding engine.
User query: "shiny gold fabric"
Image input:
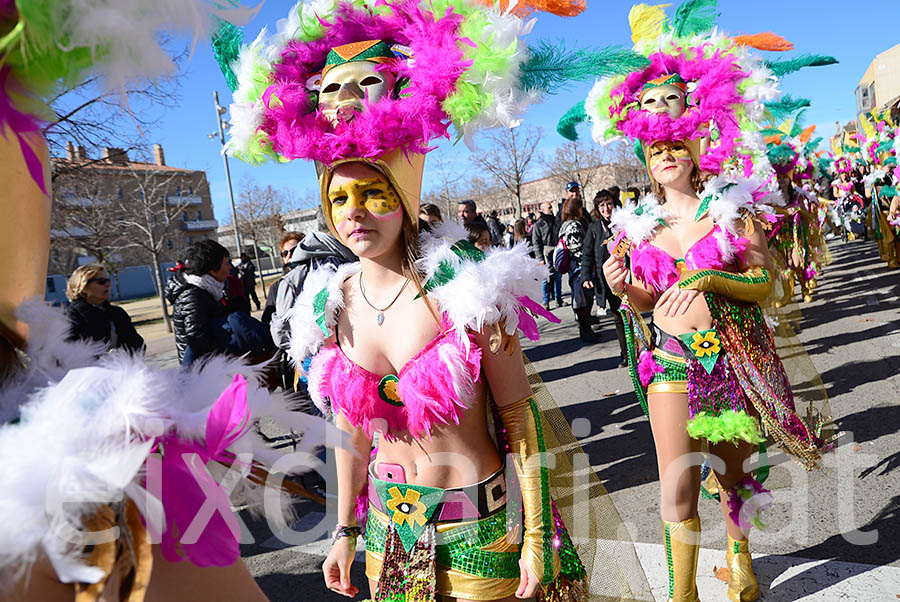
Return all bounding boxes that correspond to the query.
[0,124,50,349]
[725,534,759,602]
[663,518,700,602]
[678,267,773,304]
[522,358,654,601]
[497,396,560,587]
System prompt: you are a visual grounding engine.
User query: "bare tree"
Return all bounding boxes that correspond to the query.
[541,139,609,203]
[116,162,202,333]
[424,150,465,220]
[470,125,542,218]
[50,167,130,273]
[45,43,186,178]
[236,177,292,296]
[607,140,650,194]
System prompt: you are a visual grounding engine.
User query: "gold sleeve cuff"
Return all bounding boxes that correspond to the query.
[497,396,560,585]
[677,266,773,303]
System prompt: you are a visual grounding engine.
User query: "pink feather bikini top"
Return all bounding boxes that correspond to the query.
[308,314,482,440]
[629,225,748,294]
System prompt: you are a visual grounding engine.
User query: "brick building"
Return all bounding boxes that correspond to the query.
[50,143,217,275]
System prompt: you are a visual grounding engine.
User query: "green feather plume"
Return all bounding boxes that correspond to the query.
[521,42,648,94]
[670,0,720,38]
[211,20,244,92]
[765,95,810,122]
[765,54,838,77]
[818,157,834,173]
[556,102,587,141]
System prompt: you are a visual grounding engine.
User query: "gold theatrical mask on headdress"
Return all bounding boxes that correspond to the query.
[638,74,688,119]
[317,40,400,125]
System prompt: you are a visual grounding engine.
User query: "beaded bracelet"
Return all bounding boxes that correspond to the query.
[332,525,362,544]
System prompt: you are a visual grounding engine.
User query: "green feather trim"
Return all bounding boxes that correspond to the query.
[881,185,898,198]
[211,21,244,93]
[520,42,648,94]
[765,95,810,123]
[765,54,838,77]
[556,102,587,140]
[670,0,720,38]
[686,410,765,445]
[876,141,894,154]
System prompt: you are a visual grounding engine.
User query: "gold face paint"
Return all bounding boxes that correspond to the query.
[329,176,402,225]
[639,84,687,119]
[318,61,398,125]
[648,141,693,176]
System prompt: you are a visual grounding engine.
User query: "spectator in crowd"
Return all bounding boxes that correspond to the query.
[457,199,489,229]
[486,209,505,244]
[532,200,563,310]
[560,196,596,343]
[419,203,443,228]
[167,239,231,364]
[503,223,515,247]
[581,190,628,365]
[513,218,533,257]
[261,231,303,325]
[65,264,144,353]
[238,253,261,311]
[270,211,356,361]
[466,221,492,252]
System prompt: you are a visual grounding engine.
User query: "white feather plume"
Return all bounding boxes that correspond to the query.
[609,195,669,244]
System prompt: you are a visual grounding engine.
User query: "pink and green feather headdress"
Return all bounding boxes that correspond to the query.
[557,0,836,178]
[220,0,648,167]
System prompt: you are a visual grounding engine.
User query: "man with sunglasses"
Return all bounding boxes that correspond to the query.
[65,264,145,353]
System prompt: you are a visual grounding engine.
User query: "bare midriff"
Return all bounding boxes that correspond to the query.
[372,380,503,489]
[652,292,714,337]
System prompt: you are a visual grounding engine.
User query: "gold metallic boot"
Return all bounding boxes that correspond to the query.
[726,534,760,602]
[663,518,701,602]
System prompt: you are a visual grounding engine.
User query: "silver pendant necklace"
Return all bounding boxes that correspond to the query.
[359,272,410,326]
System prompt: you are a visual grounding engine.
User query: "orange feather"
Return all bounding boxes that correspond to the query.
[731,32,794,52]
[475,0,586,16]
[798,125,817,144]
[765,134,783,145]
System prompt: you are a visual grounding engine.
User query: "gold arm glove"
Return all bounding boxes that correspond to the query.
[498,396,559,586]
[677,266,773,304]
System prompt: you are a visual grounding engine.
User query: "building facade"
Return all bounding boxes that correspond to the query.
[856,42,900,122]
[50,143,218,276]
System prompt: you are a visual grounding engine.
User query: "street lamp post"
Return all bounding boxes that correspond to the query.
[212,90,242,256]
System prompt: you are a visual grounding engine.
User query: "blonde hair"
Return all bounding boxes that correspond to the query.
[66,264,106,302]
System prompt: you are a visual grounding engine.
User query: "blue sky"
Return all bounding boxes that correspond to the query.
[144,0,897,220]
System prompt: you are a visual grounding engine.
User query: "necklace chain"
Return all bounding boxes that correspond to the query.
[358,272,410,326]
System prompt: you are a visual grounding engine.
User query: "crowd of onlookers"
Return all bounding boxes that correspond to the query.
[62,181,642,387]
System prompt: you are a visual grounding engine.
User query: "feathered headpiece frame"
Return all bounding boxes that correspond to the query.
[223,0,604,166]
[560,0,836,177]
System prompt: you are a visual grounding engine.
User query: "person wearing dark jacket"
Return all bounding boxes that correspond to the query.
[65,264,144,353]
[261,231,304,326]
[166,240,231,364]
[238,253,261,310]
[532,201,563,309]
[581,190,628,366]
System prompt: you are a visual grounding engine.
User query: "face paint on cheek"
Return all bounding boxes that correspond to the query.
[354,178,402,221]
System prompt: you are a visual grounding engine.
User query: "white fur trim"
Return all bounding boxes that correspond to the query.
[609,195,669,244]
[286,262,361,368]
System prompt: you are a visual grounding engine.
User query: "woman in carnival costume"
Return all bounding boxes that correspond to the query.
[763,116,830,304]
[858,111,900,268]
[0,3,329,601]
[558,2,836,600]
[220,1,656,600]
[829,133,867,242]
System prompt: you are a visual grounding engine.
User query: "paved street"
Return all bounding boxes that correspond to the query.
[139,238,900,601]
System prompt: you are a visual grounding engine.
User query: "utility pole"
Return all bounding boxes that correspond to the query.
[212,90,242,256]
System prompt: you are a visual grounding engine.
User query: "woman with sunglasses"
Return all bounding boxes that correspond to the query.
[65,264,145,353]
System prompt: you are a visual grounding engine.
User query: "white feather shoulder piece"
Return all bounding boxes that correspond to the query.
[417,222,549,340]
[609,194,669,244]
[286,261,361,367]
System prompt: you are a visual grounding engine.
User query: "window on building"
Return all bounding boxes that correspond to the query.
[196,210,202,220]
[186,236,192,245]
[167,239,173,249]
[175,185,181,196]
[116,187,123,200]
[184,185,193,195]
[181,211,187,222]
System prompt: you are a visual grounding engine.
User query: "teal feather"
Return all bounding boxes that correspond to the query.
[804,137,823,154]
[556,102,587,140]
[670,0,720,37]
[789,110,806,138]
[877,141,894,154]
[211,20,244,92]
[521,42,649,93]
[765,95,810,122]
[765,54,838,77]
